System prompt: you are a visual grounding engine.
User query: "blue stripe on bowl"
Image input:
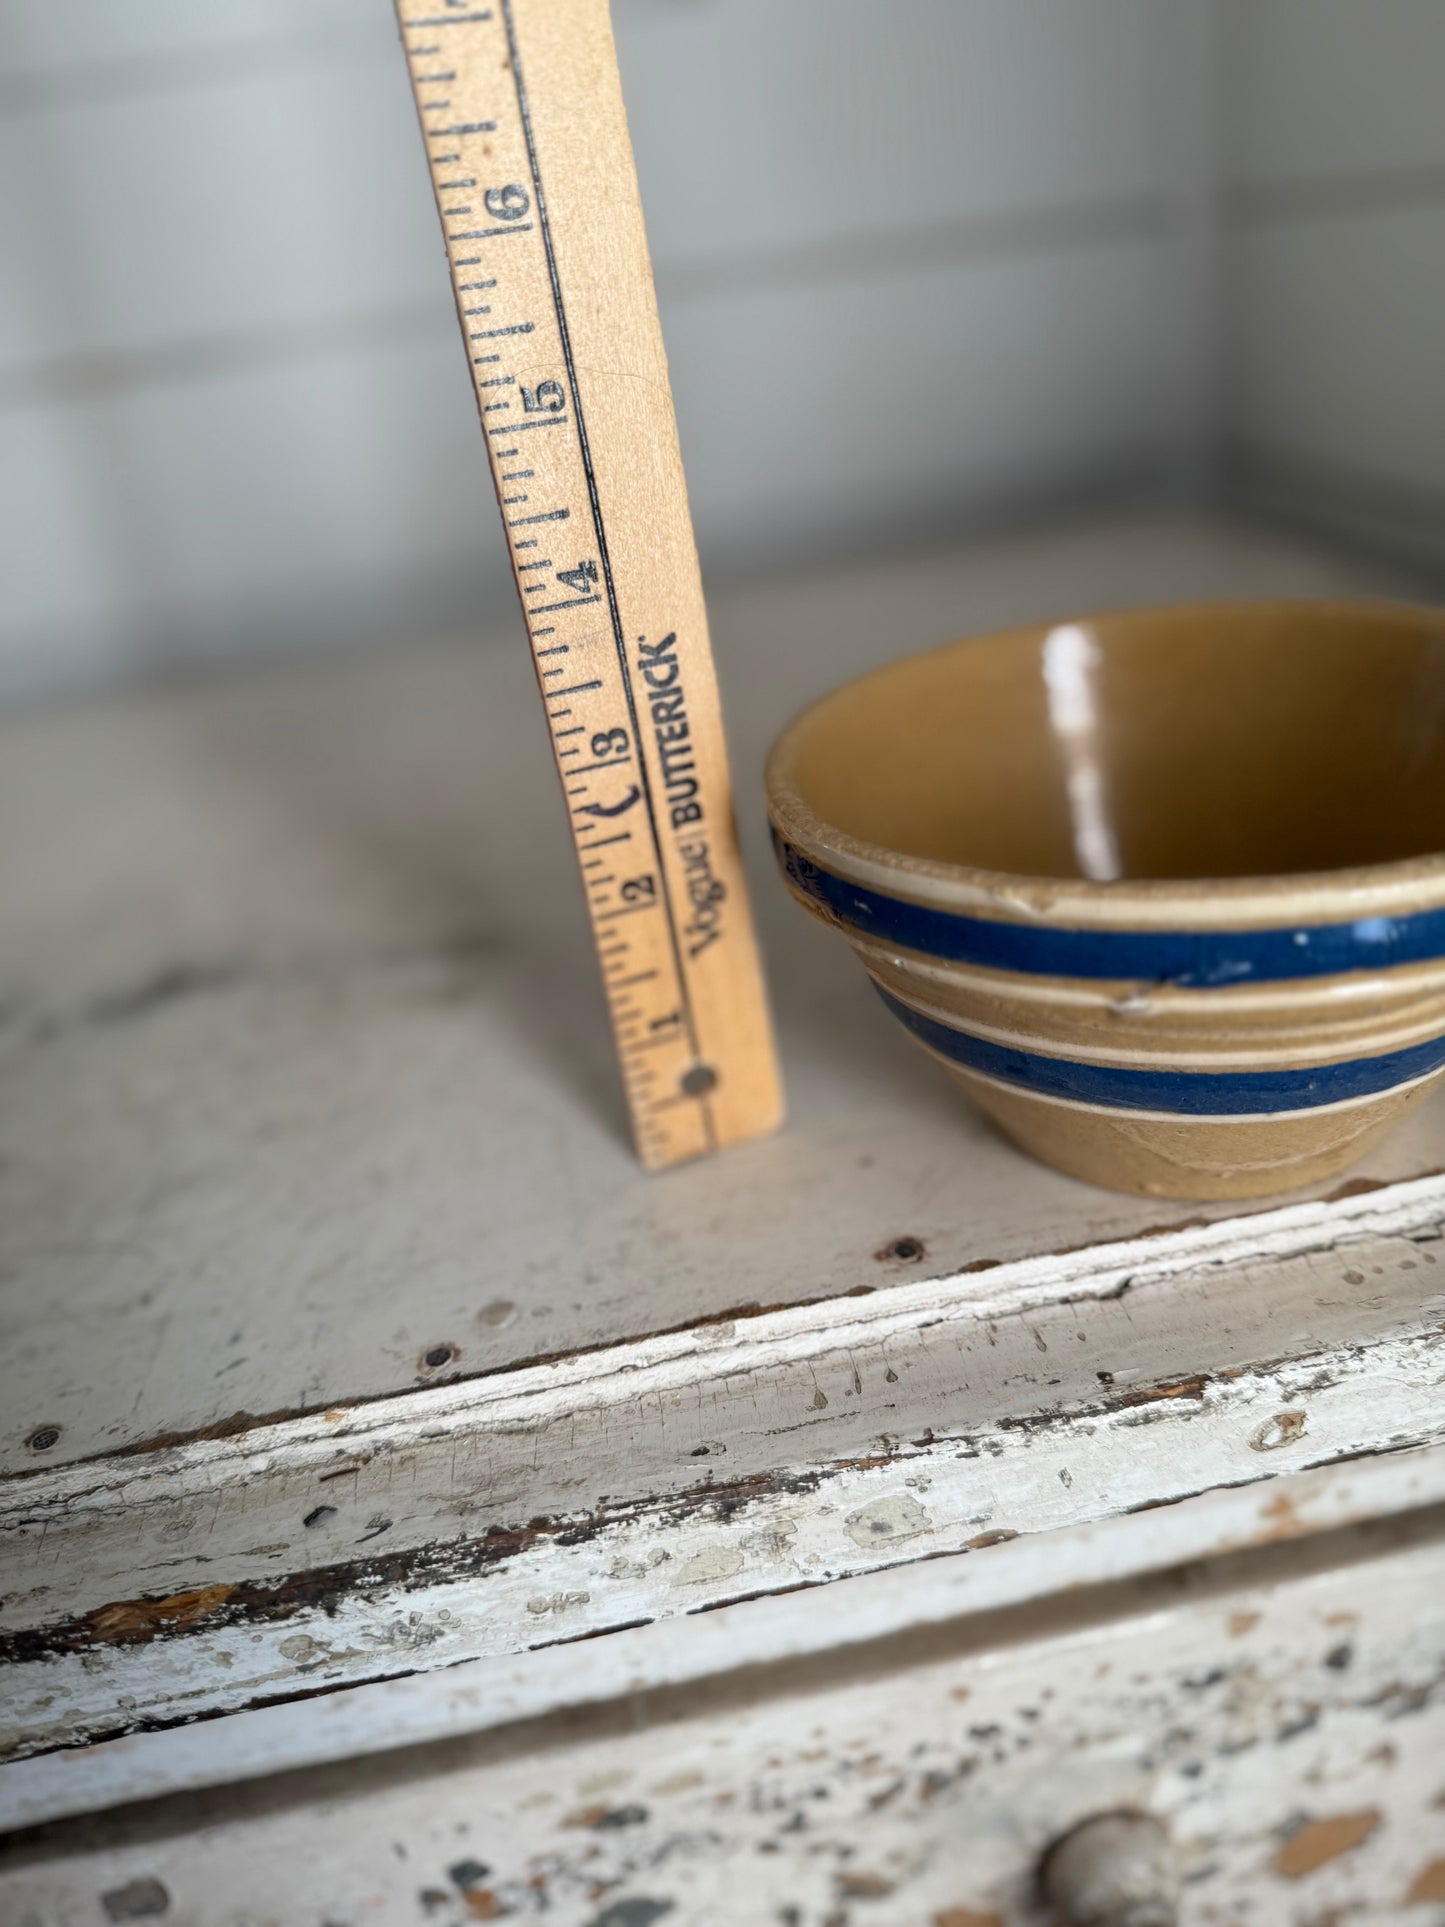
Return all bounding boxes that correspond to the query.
[774,833,1445,988]
[876,986,1445,1116]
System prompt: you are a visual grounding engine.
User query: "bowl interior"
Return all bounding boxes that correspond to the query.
[776,602,1445,883]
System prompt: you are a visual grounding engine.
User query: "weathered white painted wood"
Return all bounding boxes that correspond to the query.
[4,521,1441,1847]
[5,1514,1445,1923]
[9,1444,1445,1835]
[7,1171,1444,1627]
[4,1189,1442,1766]
[0,519,1430,1475]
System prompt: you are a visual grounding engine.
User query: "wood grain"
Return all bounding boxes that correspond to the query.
[5,1184,1444,1780]
[396,0,781,1168]
[6,1516,1445,1919]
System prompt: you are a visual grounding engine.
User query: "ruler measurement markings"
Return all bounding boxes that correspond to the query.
[596,903,659,924]
[453,224,533,241]
[493,0,713,1159]
[398,0,779,1166]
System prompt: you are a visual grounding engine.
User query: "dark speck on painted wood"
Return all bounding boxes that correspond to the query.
[101,1879,171,1920]
[567,1803,649,1831]
[448,1858,492,1889]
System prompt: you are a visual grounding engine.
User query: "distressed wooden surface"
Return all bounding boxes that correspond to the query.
[4,519,1443,1856]
[0,518,1434,1476]
[4,1181,1442,1773]
[9,1445,1445,1836]
[5,1509,1445,1924]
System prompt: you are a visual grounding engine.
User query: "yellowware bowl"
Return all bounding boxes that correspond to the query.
[766,600,1445,1199]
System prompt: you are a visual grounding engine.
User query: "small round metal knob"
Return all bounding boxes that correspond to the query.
[1039,1811,1179,1927]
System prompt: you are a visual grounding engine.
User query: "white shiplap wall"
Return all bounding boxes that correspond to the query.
[1220,0,1445,575]
[0,0,1217,699]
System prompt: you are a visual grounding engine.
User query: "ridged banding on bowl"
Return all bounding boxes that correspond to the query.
[857,940,1445,1023]
[874,980,1445,1121]
[773,833,1445,989]
[862,964,1445,1075]
[771,824,1445,1130]
[942,1062,1439,1127]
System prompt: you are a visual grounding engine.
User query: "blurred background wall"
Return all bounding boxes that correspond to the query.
[0,0,1440,702]
[1219,0,1445,579]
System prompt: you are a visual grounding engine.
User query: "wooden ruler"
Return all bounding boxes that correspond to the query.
[395,0,782,1168]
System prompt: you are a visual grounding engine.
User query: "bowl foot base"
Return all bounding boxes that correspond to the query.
[950,1070,1440,1201]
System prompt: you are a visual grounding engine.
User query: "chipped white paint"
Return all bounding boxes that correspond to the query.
[845,1495,931,1551]
[6,1221,1445,1777]
[6,1174,1442,1635]
[11,1446,1445,1835]
[5,1516,1445,1924]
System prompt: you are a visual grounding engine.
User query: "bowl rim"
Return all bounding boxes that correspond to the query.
[764,596,1445,932]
